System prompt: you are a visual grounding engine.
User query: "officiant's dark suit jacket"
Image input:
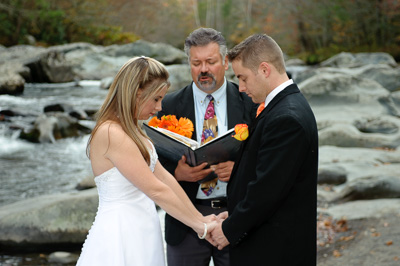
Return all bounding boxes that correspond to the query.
[157,81,257,246]
[222,83,319,265]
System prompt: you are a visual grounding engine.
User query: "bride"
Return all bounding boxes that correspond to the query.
[76,56,216,265]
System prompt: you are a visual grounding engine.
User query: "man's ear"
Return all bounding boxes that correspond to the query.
[224,55,229,70]
[259,62,270,77]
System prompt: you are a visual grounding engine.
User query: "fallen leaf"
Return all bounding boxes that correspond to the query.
[333,250,342,257]
[371,232,381,237]
[340,235,355,241]
[383,222,389,227]
[385,240,393,246]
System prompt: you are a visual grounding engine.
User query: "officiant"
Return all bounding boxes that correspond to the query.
[157,28,257,266]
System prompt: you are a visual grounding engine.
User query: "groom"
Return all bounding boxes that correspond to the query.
[210,34,319,265]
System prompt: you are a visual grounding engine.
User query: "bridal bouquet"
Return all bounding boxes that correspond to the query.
[148,115,194,138]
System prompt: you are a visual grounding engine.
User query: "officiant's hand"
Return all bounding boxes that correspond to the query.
[175,155,213,182]
[211,161,234,182]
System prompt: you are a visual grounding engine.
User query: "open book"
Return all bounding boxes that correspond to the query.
[143,123,243,168]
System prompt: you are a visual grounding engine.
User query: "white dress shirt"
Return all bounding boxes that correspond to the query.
[192,78,228,199]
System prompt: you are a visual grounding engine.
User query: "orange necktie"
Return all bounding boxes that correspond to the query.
[256,102,265,117]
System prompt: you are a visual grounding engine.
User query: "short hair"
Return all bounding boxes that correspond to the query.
[184,28,227,63]
[228,34,286,74]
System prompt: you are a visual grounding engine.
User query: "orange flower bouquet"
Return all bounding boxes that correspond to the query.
[148,115,194,138]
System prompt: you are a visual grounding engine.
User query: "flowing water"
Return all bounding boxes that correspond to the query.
[0,81,108,265]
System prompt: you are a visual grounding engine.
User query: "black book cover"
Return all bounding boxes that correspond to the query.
[143,123,243,168]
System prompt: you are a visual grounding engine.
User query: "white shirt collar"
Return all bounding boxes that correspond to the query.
[263,79,294,108]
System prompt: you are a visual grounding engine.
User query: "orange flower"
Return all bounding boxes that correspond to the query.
[148,116,160,127]
[232,124,249,141]
[148,115,194,138]
[177,117,194,138]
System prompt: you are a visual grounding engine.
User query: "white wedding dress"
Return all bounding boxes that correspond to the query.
[76,142,165,266]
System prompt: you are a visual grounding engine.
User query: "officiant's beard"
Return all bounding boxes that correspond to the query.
[197,73,217,92]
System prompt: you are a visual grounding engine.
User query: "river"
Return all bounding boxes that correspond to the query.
[0,81,107,265]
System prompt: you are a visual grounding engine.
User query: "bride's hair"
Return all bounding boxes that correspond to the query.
[87,56,170,164]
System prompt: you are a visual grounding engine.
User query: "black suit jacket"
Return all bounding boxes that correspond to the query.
[158,81,257,246]
[222,84,319,265]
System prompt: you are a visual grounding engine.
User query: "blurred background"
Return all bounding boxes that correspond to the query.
[1,0,400,63]
[1,1,400,265]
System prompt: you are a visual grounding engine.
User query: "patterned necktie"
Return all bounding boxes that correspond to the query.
[201,95,218,144]
[256,102,265,117]
[200,95,219,196]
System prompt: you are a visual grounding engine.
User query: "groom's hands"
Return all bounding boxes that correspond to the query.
[175,155,213,182]
[205,211,230,250]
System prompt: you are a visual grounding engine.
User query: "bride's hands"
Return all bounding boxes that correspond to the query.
[204,214,217,223]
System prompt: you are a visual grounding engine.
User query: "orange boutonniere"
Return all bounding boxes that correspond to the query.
[148,115,194,138]
[232,124,249,141]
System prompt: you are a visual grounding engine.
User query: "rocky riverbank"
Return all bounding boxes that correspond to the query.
[0,41,399,265]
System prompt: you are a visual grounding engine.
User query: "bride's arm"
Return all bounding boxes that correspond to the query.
[95,123,209,236]
[153,160,213,222]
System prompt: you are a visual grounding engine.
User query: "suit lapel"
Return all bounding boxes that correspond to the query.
[229,84,300,186]
[256,84,300,120]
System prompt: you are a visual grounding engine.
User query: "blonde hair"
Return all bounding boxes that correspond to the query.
[87,56,170,164]
[228,34,286,74]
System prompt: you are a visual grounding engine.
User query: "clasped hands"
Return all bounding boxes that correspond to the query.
[202,211,230,250]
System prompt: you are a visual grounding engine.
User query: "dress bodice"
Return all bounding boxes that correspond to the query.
[77,140,165,266]
[94,141,158,205]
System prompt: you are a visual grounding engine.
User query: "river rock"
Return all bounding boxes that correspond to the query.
[27,50,75,83]
[0,62,29,95]
[76,175,96,190]
[337,175,400,202]
[48,251,79,264]
[0,188,98,245]
[19,113,91,143]
[320,52,397,68]
[295,64,400,92]
[44,103,89,120]
[318,165,347,185]
[165,64,192,93]
[64,40,187,80]
[102,39,187,65]
[320,199,400,220]
[317,146,400,204]
[299,72,390,105]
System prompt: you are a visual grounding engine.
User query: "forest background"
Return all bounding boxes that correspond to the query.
[1,0,400,64]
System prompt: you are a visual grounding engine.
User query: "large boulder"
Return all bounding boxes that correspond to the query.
[0,189,97,245]
[0,44,77,85]
[64,40,187,80]
[102,40,187,65]
[0,62,29,95]
[320,199,400,220]
[19,113,91,143]
[320,52,397,68]
[165,64,192,93]
[299,72,390,105]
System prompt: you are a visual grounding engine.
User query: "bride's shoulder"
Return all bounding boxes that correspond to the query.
[95,121,127,140]
[97,120,122,132]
